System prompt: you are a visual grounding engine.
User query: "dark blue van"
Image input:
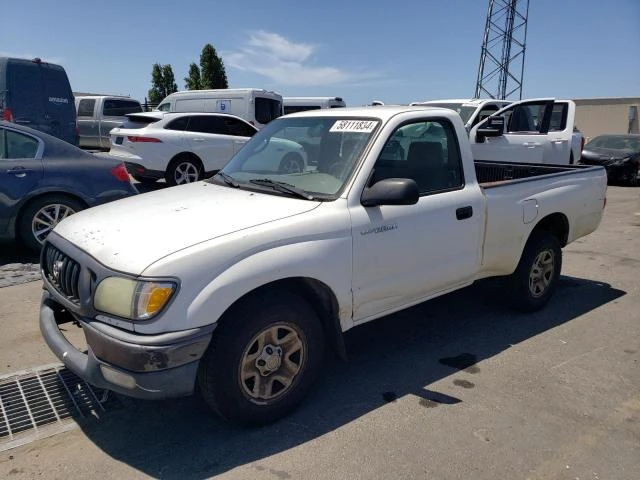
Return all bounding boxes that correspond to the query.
[0,57,78,145]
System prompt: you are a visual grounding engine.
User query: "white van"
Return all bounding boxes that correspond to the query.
[157,88,283,129]
[283,96,346,115]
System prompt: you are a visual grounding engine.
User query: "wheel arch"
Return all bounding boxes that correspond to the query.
[218,277,347,361]
[528,212,569,247]
[168,151,203,167]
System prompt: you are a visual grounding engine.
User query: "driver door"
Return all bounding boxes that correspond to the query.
[350,118,484,322]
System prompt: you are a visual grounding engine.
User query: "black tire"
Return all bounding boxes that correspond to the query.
[197,290,325,426]
[278,152,304,174]
[508,231,562,312]
[18,195,85,252]
[132,175,158,185]
[165,155,203,186]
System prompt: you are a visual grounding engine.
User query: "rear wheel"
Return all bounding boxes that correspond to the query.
[508,231,562,312]
[165,156,202,186]
[197,291,324,426]
[19,195,85,252]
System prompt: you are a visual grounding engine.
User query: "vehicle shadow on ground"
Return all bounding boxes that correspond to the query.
[0,242,39,265]
[77,275,624,479]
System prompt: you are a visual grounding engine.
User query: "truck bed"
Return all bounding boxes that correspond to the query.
[475,160,594,187]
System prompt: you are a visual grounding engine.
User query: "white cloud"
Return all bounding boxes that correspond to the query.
[224,31,380,86]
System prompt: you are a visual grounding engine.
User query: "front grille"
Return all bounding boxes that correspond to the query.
[42,243,81,305]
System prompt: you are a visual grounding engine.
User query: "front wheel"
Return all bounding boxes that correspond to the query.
[197,291,324,426]
[508,231,562,312]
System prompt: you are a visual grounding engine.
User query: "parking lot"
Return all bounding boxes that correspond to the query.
[0,185,638,479]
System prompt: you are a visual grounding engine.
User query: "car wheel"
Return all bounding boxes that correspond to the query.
[197,291,325,426]
[19,195,85,252]
[132,175,158,185]
[278,153,304,174]
[508,231,562,312]
[166,156,202,186]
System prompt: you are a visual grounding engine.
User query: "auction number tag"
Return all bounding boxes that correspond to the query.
[216,100,231,112]
[330,120,378,133]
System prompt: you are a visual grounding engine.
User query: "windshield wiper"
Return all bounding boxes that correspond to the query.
[215,171,240,188]
[249,178,315,200]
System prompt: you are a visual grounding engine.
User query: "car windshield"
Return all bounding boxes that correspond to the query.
[586,135,640,151]
[211,116,380,199]
[422,103,477,123]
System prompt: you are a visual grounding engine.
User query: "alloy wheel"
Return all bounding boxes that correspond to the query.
[31,204,76,244]
[174,162,200,184]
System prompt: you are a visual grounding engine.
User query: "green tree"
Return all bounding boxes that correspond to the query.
[184,62,202,90]
[147,63,178,104]
[200,44,228,89]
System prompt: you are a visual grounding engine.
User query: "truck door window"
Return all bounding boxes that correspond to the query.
[77,99,96,117]
[473,105,500,127]
[549,103,568,131]
[103,99,143,117]
[372,120,462,194]
[504,102,552,133]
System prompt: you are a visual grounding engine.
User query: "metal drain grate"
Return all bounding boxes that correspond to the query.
[0,364,108,452]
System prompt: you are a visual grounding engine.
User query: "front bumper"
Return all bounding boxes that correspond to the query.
[39,290,215,399]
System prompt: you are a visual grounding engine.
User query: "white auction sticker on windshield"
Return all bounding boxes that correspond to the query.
[330,120,378,133]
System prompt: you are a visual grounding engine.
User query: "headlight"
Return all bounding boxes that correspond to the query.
[94,277,176,320]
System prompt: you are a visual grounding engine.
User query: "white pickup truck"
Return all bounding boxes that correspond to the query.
[412,98,583,165]
[39,106,607,425]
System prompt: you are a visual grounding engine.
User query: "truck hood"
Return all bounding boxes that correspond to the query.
[53,182,320,274]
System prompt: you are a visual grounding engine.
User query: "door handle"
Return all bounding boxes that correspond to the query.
[456,206,473,220]
[552,139,567,144]
[523,142,541,147]
[6,167,34,177]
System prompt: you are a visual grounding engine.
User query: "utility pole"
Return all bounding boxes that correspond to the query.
[474,0,530,100]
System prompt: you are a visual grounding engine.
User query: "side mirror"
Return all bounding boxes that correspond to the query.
[361,178,419,207]
[476,115,505,142]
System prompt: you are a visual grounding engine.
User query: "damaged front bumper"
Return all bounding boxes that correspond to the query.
[39,290,214,399]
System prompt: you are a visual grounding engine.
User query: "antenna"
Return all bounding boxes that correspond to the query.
[474,0,530,100]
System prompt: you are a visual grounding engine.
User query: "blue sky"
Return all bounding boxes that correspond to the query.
[2,0,639,106]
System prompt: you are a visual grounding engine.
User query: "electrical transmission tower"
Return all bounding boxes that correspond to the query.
[474,0,530,100]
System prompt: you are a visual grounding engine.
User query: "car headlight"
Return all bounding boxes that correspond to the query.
[94,277,176,320]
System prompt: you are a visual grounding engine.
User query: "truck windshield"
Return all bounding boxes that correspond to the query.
[427,103,477,123]
[213,116,380,198]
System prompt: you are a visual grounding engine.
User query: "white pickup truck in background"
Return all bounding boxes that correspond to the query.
[470,98,583,165]
[39,106,607,426]
[413,98,583,165]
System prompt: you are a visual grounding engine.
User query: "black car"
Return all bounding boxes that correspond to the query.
[0,121,138,251]
[579,134,640,186]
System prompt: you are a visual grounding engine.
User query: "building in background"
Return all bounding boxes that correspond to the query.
[573,97,639,141]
